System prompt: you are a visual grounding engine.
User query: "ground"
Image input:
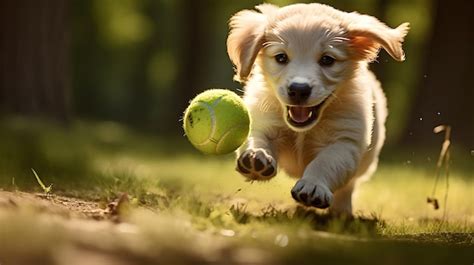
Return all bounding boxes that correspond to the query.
[0,118,472,265]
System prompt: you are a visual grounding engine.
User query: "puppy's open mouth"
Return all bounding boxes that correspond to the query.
[286,98,328,128]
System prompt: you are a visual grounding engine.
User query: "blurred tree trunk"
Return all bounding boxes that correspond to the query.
[370,0,389,82]
[402,0,473,148]
[127,3,160,128]
[0,0,70,122]
[170,0,213,134]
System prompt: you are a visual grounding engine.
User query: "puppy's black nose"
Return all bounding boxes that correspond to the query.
[287,83,312,103]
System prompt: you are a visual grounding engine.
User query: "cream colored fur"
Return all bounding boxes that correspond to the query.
[227,3,408,215]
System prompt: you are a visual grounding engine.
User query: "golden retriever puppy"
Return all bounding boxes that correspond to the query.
[227,3,409,215]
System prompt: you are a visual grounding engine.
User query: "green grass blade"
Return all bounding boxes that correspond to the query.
[31,168,53,194]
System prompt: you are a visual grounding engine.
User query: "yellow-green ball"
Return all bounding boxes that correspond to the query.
[183,89,250,155]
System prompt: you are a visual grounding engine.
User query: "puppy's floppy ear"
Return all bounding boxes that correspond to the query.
[227,4,277,82]
[345,13,409,62]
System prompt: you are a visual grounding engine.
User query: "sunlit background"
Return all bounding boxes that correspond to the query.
[0,1,473,264]
[1,0,472,146]
[0,0,472,192]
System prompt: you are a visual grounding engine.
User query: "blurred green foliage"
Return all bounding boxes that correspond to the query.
[71,0,433,144]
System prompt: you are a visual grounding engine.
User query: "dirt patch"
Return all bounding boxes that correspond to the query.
[0,190,107,220]
[0,191,277,265]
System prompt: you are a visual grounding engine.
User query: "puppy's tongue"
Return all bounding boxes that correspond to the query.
[288,106,312,123]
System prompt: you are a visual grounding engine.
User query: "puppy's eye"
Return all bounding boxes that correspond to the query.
[274,53,289,64]
[319,55,335,66]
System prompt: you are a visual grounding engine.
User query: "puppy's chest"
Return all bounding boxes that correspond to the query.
[272,129,324,178]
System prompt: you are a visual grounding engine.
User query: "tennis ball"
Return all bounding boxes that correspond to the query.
[183,89,250,155]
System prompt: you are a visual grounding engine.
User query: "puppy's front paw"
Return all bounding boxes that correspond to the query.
[291,179,333,209]
[236,148,277,181]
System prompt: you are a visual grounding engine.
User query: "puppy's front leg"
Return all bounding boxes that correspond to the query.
[236,132,277,181]
[291,140,361,210]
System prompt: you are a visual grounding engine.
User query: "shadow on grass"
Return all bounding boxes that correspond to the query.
[0,117,189,198]
[0,119,94,191]
[230,203,381,236]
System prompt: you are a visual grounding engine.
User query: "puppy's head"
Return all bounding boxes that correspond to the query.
[227,3,409,132]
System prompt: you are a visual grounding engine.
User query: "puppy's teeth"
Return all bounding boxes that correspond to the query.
[289,109,295,120]
[308,111,313,118]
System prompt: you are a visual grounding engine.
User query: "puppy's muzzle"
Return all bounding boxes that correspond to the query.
[287,82,312,104]
[285,82,328,129]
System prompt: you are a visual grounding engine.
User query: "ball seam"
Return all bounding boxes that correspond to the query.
[193,96,226,147]
[215,122,247,153]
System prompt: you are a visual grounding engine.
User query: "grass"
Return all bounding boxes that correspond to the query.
[0,117,472,265]
[31,168,53,194]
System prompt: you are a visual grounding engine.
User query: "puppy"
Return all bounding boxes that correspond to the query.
[227,3,409,215]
